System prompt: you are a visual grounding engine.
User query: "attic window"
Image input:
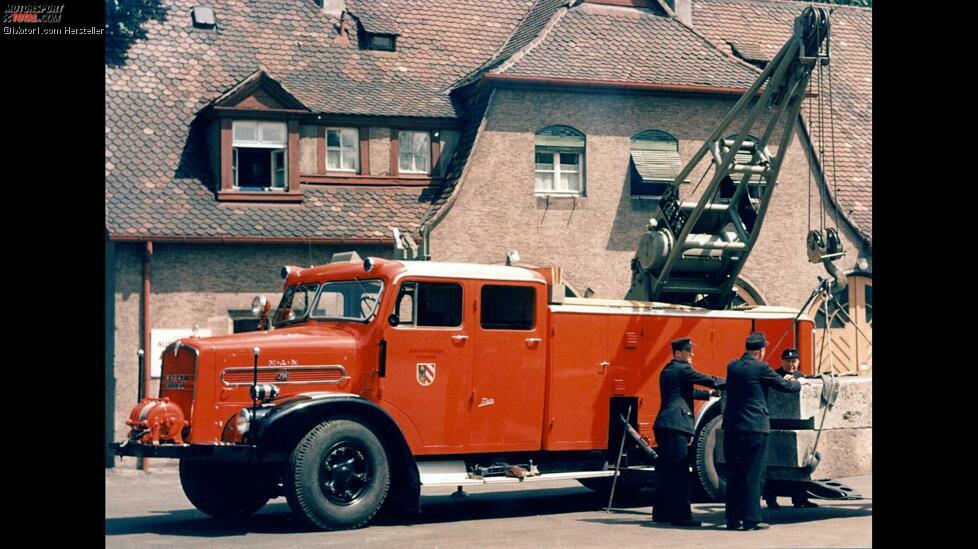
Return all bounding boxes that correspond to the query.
[191,6,216,29]
[365,33,396,51]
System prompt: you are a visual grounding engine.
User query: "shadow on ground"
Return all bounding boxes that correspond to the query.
[581,501,874,529]
[105,487,870,537]
[105,487,656,536]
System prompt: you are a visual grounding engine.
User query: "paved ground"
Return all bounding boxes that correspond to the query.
[105,466,871,548]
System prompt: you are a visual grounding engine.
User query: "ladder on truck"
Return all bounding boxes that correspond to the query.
[626,6,831,309]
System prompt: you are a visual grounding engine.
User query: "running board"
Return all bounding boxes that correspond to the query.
[418,460,654,488]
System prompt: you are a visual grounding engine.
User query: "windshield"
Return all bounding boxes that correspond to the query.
[310,279,385,322]
[272,283,320,327]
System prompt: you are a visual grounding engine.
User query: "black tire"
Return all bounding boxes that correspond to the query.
[285,418,391,530]
[693,414,727,501]
[578,476,646,499]
[179,460,273,521]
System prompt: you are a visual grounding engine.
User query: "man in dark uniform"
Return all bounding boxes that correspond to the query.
[764,348,818,509]
[652,337,724,527]
[723,333,801,531]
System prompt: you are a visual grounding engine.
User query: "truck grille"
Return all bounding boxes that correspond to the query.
[159,342,197,423]
[220,365,347,386]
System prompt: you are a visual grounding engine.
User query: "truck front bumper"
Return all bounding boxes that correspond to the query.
[111,441,259,462]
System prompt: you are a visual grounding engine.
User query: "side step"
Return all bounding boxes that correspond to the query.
[418,460,655,489]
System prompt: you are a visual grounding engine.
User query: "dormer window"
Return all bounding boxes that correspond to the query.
[232,120,288,190]
[353,11,399,52]
[365,33,396,51]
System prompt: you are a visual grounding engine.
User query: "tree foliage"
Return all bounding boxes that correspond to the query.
[105,0,167,67]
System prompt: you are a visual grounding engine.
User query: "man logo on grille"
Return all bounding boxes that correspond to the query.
[417,363,436,386]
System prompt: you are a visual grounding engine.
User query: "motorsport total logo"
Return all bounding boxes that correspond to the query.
[3,3,64,23]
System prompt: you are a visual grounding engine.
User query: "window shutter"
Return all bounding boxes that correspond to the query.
[630,148,682,182]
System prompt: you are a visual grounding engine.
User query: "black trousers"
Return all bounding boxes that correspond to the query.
[724,430,768,525]
[653,427,692,522]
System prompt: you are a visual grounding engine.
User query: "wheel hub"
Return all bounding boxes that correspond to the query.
[320,443,370,505]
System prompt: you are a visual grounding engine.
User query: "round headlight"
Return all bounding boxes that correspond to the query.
[235,408,252,436]
[250,295,268,317]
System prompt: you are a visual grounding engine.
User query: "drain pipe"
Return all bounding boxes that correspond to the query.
[138,240,153,471]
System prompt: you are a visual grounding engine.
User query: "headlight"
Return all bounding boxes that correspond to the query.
[235,408,252,435]
[251,295,268,317]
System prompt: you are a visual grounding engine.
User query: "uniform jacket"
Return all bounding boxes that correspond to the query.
[723,353,801,433]
[653,359,724,435]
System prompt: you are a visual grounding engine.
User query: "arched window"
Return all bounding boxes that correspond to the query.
[535,125,585,195]
[629,130,681,197]
[730,276,767,309]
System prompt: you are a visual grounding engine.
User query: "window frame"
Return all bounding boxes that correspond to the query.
[230,118,290,193]
[535,125,586,196]
[325,127,361,173]
[366,33,396,51]
[392,279,464,329]
[479,284,537,331]
[535,150,583,195]
[397,130,432,175]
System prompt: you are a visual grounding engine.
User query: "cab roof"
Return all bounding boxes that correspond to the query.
[289,258,546,285]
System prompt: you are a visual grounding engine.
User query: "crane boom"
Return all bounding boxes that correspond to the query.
[625,6,830,309]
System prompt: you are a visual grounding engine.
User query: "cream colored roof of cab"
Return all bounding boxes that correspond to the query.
[397,261,545,283]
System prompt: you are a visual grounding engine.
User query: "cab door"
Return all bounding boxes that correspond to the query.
[466,282,547,451]
[380,279,471,454]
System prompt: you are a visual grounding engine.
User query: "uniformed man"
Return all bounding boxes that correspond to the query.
[723,333,801,531]
[652,337,724,527]
[764,348,818,509]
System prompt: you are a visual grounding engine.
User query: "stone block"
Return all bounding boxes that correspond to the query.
[768,376,872,429]
[718,427,872,480]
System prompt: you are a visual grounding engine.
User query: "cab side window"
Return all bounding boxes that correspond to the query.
[395,281,463,327]
[481,285,535,330]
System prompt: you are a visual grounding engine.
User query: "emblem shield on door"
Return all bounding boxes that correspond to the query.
[417,363,436,386]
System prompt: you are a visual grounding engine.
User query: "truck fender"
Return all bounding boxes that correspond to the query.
[252,393,421,515]
[693,396,722,433]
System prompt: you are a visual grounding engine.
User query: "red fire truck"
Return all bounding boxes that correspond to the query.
[114,5,836,531]
[115,256,813,529]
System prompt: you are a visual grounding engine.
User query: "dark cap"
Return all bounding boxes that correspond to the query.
[671,337,693,352]
[781,348,799,360]
[745,332,768,351]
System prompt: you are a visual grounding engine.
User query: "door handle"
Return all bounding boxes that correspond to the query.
[599,361,610,369]
[451,335,469,343]
[526,337,542,346]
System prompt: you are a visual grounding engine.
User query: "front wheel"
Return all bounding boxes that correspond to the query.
[285,418,391,530]
[693,414,727,501]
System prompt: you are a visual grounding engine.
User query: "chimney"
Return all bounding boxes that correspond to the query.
[667,0,692,26]
[322,0,345,17]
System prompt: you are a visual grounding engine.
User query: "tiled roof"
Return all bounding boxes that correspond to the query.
[105,0,533,241]
[491,1,760,90]
[453,0,569,89]
[693,0,872,241]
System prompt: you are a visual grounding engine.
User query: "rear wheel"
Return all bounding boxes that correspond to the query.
[179,460,273,521]
[693,414,726,501]
[285,418,390,530]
